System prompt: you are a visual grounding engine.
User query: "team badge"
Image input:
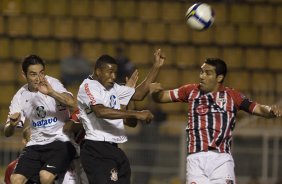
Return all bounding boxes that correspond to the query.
[216,97,226,109]
[36,106,46,118]
[110,168,118,181]
[110,95,117,108]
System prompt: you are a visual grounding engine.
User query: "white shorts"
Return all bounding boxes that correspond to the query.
[186,151,236,184]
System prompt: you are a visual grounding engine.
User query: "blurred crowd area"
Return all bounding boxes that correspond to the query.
[0,0,282,183]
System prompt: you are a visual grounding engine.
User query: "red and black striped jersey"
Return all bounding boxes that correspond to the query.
[169,84,257,154]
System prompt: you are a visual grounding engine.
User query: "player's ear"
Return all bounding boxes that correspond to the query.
[95,68,101,77]
[217,75,224,83]
[22,71,27,80]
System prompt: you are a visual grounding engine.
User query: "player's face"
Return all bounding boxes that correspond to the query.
[199,63,218,93]
[23,64,45,92]
[96,63,118,90]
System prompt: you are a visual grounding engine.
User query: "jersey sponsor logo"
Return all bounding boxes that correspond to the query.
[84,83,96,105]
[196,104,209,115]
[36,106,46,118]
[32,117,58,127]
[110,168,118,181]
[109,95,116,108]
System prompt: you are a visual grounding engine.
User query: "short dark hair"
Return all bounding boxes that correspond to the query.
[22,55,45,75]
[94,54,117,70]
[205,58,227,82]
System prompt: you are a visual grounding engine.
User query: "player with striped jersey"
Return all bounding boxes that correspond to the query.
[150,58,281,184]
[4,55,76,184]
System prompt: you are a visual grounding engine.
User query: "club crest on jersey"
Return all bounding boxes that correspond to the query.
[196,104,209,115]
[36,106,46,118]
[110,168,118,181]
[109,95,116,108]
[216,98,226,109]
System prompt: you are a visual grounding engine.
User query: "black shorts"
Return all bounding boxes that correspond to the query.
[14,141,76,180]
[80,140,131,184]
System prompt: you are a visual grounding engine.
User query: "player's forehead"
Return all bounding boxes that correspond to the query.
[27,64,45,73]
[100,63,117,71]
[201,63,216,72]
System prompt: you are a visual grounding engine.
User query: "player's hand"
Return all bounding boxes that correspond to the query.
[38,75,54,95]
[154,49,165,67]
[126,70,138,88]
[8,112,21,126]
[138,110,154,124]
[149,83,163,94]
[270,105,282,117]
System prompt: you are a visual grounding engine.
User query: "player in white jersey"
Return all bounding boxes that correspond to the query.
[77,49,165,184]
[4,55,76,184]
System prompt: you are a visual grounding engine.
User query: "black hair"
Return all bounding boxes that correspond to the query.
[205,58,227,83]
[94,54,117,70]
[22,55,45,75]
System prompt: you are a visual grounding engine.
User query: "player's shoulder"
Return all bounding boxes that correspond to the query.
[180,84,199,91]
[13,84,29,98]
[45,75,61,84]
[78,78,102,94]
[224,86,241,94]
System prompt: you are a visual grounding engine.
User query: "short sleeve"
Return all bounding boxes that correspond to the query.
[7,94,25,127]
[169,84,196,102]
[78,82,104,107]
[228,89,257,113]
[115,84,135,106]
[48,76,72,95]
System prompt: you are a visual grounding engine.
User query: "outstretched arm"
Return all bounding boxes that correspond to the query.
[132,49,165,101]
[121,102,138,127]
[91,104,154,124]
[252,104,282,118]
[150,83,173,103]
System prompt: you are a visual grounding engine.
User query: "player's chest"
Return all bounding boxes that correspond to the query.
[101,92,121,109]
[21,93,62,117]
[188,93,232,115]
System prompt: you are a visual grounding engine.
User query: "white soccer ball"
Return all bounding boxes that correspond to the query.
[185,3,215,31]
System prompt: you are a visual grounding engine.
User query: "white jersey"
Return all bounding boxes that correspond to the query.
[7,75,72,146]
[77,77,135,143]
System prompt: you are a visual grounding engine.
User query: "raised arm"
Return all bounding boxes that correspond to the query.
[252,104,282,118]
[38,76,76,108]
[150,83,173,103]
[132,49,165,101]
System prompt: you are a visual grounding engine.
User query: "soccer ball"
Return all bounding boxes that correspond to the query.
[185,3,215,31]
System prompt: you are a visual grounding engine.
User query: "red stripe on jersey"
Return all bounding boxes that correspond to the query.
[200,96,209,151]
[84,83,96,105]
[188,90,200,153]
